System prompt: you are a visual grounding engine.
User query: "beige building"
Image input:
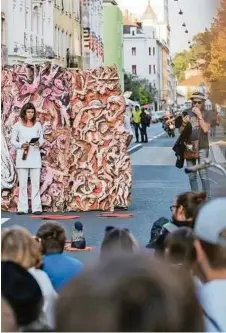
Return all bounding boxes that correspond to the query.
[53,0,82,68]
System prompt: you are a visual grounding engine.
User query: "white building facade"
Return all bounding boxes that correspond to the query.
[4,0,54,65]
[123,25,158,85]
[123,1,169,109]
[82,0,104,70]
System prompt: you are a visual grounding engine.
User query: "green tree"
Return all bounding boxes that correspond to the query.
[138,87,149,105]
[173,50,192,81]
[124,73,156,105]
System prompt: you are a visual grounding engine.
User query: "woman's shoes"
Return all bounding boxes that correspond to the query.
[33,211,42,215]
[17,212,27,215]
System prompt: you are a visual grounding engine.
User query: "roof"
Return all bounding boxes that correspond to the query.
[141,0,157,21]
[123,25,143,34]
[178,74,207,87]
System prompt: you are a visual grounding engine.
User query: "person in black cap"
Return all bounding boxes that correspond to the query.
[1,261,44,330]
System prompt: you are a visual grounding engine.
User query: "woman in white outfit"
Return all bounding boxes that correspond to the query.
[11,102,44,215]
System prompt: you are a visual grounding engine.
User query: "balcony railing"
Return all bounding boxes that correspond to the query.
[13,43,55,59]
[67,55,82,69]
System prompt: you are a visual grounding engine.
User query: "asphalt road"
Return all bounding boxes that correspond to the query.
[2,123,226,264]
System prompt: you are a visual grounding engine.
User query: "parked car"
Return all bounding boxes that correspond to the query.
[151,112,159,123]
[155,111,166,122]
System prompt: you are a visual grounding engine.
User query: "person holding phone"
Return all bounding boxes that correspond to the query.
[11,102,44,215]
[185,92,212,198]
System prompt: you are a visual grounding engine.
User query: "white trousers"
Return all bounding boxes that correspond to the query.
[17,168,42,213]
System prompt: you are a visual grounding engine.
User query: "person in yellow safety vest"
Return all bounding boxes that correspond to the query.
[132,106,142,143]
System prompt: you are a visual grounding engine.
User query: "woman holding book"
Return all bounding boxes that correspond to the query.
[11,102,44,215]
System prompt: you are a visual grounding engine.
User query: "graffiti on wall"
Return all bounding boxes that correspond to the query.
[1,63,132,212]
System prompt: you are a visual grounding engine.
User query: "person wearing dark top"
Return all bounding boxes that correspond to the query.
[146,191,207,254]
[185,92,212,198]
[140,108,150,143]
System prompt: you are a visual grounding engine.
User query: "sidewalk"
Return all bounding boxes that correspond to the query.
[209,125,226,166]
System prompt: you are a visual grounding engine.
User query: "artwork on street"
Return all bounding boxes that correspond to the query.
[1,63,132,212]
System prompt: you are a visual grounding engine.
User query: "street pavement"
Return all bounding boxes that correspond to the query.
[1,123,226,264]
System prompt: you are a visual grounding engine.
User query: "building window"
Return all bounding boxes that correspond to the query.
[149,65,152,74]
[132,47,136,56]
[149,47,151,55]
[132,65,137,75]
[153,47,155,56]
[153,65,156,74]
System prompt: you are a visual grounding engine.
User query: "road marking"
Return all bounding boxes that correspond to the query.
[148,132,165,142]
[129,131,165,154]
[128,144,142,154]
[209,178,218,185]
[1,218,10,225]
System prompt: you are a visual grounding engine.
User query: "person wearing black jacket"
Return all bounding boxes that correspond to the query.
[146,191,206,254]
[173,112,192,169]
[140,108,151,143]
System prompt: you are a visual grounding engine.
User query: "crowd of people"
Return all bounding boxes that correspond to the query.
[1,193,226,332]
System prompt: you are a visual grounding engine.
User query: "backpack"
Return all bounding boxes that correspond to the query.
[146,217,169,248]
[141,113,151,126]
[146,218,179,249]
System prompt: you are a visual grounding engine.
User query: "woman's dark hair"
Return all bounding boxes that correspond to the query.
[176,192,207,221]
[36,222,66,254]
[100,227,137,260]
[164,227,197,267]
[20,102,37,124]
[56,254,204,332]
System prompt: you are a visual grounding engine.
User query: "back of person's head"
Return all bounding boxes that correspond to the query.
[135,105,139,111]
[100,227,138,260]
[1,227,42,269]
[1,298,18,332]
[36,222,66,254]
[1,261,43,327]
[176,191,207,221]
[56,254,204,332]
[194,198,226,280]
[164,227,196,268]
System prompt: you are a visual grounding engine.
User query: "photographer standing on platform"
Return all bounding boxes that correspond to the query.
[11,103,44,215]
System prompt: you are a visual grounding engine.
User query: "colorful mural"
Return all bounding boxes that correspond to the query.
[1,63,132,212]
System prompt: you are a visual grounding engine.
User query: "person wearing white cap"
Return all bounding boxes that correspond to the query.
[194,198,226,332]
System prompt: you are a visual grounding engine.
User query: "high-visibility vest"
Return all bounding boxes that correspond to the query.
[132,110,141,124]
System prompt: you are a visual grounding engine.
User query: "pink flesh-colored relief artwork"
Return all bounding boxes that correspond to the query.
[1,63,132,212]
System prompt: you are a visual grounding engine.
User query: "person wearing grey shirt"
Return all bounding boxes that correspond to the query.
[185,92,212,198]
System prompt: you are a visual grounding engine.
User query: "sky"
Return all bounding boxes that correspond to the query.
[117,0,220,55]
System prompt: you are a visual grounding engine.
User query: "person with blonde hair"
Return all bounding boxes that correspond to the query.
[1,227,57,328]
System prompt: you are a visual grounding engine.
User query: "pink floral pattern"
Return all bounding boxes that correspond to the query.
[1,63,132,212]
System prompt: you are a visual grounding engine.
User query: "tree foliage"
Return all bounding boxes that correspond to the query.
[124,73,157,105]
[173,0,226,104]
[173,50,192,82]
[206,0,226,104]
